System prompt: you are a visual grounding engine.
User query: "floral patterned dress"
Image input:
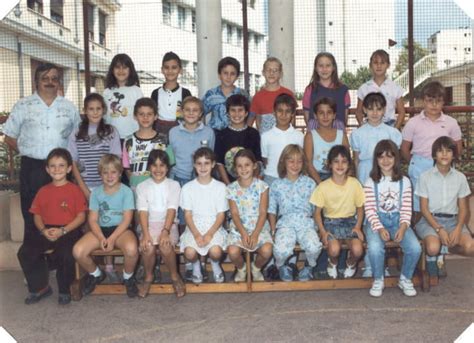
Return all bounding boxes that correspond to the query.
[226,178,273,251]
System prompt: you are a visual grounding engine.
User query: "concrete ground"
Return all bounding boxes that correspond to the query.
[1,258,473,343]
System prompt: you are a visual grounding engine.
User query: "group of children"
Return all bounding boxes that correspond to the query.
[21,48,473,306]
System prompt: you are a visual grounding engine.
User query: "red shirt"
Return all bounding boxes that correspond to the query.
[30,182,87,226]
[250,86,294,115]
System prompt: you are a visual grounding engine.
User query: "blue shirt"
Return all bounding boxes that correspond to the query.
[169,122,215,179]
[350,123,402,161]
[202,86,248,130]
[268,175,316,231]
[89,184,135,227]
[4,93,80,159]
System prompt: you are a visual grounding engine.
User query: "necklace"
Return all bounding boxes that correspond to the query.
[228,125,248,132]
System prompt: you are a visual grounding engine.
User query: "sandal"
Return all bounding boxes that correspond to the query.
[138,280,153,298]
[171,277,186,298]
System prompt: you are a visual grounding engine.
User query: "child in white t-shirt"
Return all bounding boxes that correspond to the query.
[261,94,304,186]
[136,150,185,298]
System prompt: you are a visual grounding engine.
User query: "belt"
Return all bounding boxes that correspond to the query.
[432,213,456,218]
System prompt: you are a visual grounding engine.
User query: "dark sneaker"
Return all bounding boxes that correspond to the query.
[83,273,106,295]
[201,264,209,281]
[25,286,53,305]
[264,264,280,281]
[184,268,193,282]
[124,276,138,298]
[58,293,71,305]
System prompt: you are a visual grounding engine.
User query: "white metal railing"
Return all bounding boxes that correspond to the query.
[394,54,438,95]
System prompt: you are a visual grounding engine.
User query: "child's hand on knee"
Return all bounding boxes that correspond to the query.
[448,229,461,247]
[159,231,171,247]
[320,231,329,247]
[140,235,152,252]
[379,228,390,242]
[438,228,449,246]
[352,228,364,241]
[100,237,108,251]
[394,227,407,243]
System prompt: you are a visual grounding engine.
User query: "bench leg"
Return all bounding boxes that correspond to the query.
[71,262,83,301]
[245,251,252,293]
[419,245,430,292]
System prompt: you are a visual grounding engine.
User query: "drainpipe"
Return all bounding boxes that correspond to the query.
[16,37,24,98]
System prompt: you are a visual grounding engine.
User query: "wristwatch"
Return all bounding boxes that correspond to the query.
[61,227,67,236]
[435,226,442,233]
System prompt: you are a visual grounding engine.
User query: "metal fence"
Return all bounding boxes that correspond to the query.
[0,0,473,189]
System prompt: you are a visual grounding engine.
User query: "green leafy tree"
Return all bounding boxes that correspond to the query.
[340,66,372,90]
[394,39,429,75]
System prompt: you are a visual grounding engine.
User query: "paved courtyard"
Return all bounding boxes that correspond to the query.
[1,258,473,343]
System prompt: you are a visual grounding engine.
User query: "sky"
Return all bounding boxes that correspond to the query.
[395,0,472,47]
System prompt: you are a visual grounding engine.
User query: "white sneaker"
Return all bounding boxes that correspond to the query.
[343,264,357,278]
[234,265,247,282]
[251,262,264,282]
[369,279,385,297]
[327,260,338,279]
[398,277,417,297]
[213,272,225,283]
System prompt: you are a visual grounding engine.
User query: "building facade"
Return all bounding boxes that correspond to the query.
[429,28,473,70]
[113,0,268,97]
[0,0,120,111]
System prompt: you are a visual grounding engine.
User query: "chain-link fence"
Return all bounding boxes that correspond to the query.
[0,0,473,189]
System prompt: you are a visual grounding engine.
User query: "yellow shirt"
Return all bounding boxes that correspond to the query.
[310,177,365,218]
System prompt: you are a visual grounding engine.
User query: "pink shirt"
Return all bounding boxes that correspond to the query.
[401,111,462,158]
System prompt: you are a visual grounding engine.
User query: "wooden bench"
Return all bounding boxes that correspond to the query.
[69,240,434,300]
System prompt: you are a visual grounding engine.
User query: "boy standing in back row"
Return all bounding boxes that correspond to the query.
[151,51,191,136]
[202,56,249,131]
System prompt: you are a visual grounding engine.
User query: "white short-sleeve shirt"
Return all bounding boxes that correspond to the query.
[357,78,404,122]
[180,178,228,216]
[261,125,304,178]
[136,178,181,222]
[415,167,471,215]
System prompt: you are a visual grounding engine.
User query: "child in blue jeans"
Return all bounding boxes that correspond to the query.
[363,140,421,297]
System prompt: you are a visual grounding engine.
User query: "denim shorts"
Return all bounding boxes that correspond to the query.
[323,216,358,240]
[415,215,470,240]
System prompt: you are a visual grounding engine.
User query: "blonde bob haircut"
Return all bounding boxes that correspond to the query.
[98,154,123,174]
[277,144,308,178]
